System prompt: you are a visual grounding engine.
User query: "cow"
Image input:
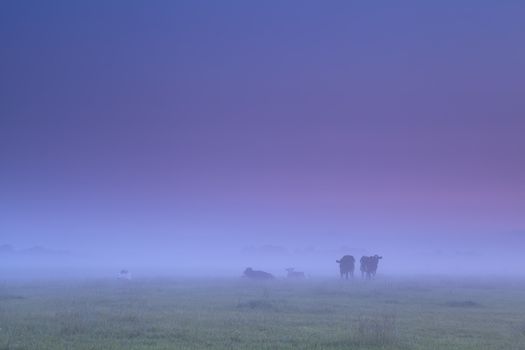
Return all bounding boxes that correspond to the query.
[285,268,305,279]
[243,267,274,280]
[118,269,131,280]
[336,255,355,279]
[360,255,382,279]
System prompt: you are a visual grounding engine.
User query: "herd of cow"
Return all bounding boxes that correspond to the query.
[336,254,382,279]
[243,254,383,280]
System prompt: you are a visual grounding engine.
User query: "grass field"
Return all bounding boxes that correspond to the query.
[1,276,525,349]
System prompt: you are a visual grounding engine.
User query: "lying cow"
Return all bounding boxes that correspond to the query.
[243,267,274,280]
[285,268,305,279]
[118,269,131,280]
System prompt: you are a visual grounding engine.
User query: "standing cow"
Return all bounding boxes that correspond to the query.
[360,255,382,279]
[336,255,355,279]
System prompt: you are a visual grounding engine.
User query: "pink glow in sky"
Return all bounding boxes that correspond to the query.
[1,1,524,270]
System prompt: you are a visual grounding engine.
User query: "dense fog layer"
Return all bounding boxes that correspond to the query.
[2,230,524,280]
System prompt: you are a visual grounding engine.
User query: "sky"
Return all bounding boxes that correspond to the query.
[1,1,524,274]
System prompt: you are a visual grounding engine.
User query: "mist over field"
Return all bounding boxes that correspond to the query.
[2,229,524,279]
[2,1,525,349]
[2,1,524,282]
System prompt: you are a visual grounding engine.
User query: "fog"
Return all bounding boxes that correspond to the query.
[2,1,524,283]
[2,230,524,281]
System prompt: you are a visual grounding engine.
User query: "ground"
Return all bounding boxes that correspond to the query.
[1,276,525,349]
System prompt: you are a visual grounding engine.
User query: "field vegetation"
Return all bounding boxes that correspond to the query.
[1,276,525,349]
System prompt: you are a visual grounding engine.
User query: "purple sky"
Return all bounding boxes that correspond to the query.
[1,1,524,261]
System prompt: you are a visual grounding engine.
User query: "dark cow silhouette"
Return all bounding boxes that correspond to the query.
[243,267,274,280]
[285,268,305,279]
[336,255,355,279]
[360,255,382,279]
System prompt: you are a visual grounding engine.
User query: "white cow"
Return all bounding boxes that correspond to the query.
[286,268,306,279]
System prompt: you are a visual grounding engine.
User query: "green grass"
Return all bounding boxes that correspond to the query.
[1,276,525,349]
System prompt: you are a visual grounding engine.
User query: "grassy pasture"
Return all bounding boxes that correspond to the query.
[1,276,525,349]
